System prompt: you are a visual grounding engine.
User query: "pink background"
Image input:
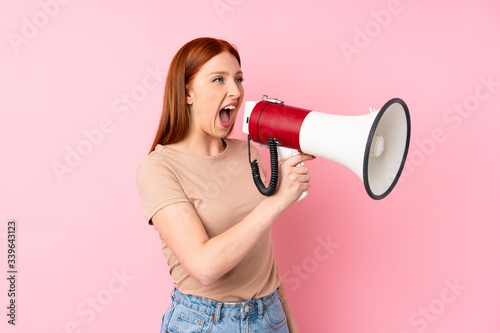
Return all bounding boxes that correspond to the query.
[1,0,499,332]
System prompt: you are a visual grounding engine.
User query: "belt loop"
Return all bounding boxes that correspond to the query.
[258,298,264,319]
[214,302,222,323]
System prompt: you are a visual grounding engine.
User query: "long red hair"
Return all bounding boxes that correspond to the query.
[149,37,241,153]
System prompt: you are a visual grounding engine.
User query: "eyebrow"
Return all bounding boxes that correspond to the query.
[208,70,244,76]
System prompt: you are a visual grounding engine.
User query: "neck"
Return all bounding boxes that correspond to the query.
[171,135,226,156]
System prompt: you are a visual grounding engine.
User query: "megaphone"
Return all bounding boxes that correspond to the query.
[242,95,411,200]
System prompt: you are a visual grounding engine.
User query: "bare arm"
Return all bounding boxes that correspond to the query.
[152,153,314,286]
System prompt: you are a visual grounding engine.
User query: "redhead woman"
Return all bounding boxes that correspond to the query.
[136,37,313,333]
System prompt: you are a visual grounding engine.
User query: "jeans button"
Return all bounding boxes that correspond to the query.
[244,305,249,312]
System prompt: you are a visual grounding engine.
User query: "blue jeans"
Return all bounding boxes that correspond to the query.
[160,287,289,333]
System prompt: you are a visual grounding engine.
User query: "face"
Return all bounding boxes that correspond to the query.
[186,52,244,140]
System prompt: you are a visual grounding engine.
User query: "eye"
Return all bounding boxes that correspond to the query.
[236,77,245,83]
[212,77,223,83]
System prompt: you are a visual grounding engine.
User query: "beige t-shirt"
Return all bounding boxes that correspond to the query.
[136,138,281,302]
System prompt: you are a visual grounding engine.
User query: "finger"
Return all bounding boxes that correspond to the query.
[281,153,315,167]
[298,181,311,192]
[293,165,309,174]
[296,174,311,183]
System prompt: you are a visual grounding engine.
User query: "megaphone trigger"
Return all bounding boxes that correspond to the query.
[277,146,300,163]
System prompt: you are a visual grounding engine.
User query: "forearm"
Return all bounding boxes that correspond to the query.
[195,196,285,285]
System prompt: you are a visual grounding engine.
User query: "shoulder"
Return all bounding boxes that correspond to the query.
[136,146,177,184]
[137,148,166,172]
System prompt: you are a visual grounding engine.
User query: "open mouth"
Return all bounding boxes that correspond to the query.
[219,105,236,128]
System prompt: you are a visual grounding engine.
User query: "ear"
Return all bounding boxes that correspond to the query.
[186,86,193,105]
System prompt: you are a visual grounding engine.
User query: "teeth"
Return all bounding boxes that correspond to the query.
[223,105,236,110]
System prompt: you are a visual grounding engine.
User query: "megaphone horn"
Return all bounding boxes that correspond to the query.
[242,96,411,200]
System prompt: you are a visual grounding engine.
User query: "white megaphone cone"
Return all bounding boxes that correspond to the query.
[242,96,411,200]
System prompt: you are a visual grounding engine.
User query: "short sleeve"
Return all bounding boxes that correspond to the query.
[136,158,190,225]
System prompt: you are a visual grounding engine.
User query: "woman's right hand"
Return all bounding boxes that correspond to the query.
[272,153,314,209]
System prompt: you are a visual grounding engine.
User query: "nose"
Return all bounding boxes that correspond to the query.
[228,80,242,99]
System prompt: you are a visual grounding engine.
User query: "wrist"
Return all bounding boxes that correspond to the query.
[263,195,287,216]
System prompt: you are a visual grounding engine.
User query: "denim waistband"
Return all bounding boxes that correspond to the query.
[170,287,279,322]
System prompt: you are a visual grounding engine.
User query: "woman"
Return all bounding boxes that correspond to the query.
[136,37,313,332]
